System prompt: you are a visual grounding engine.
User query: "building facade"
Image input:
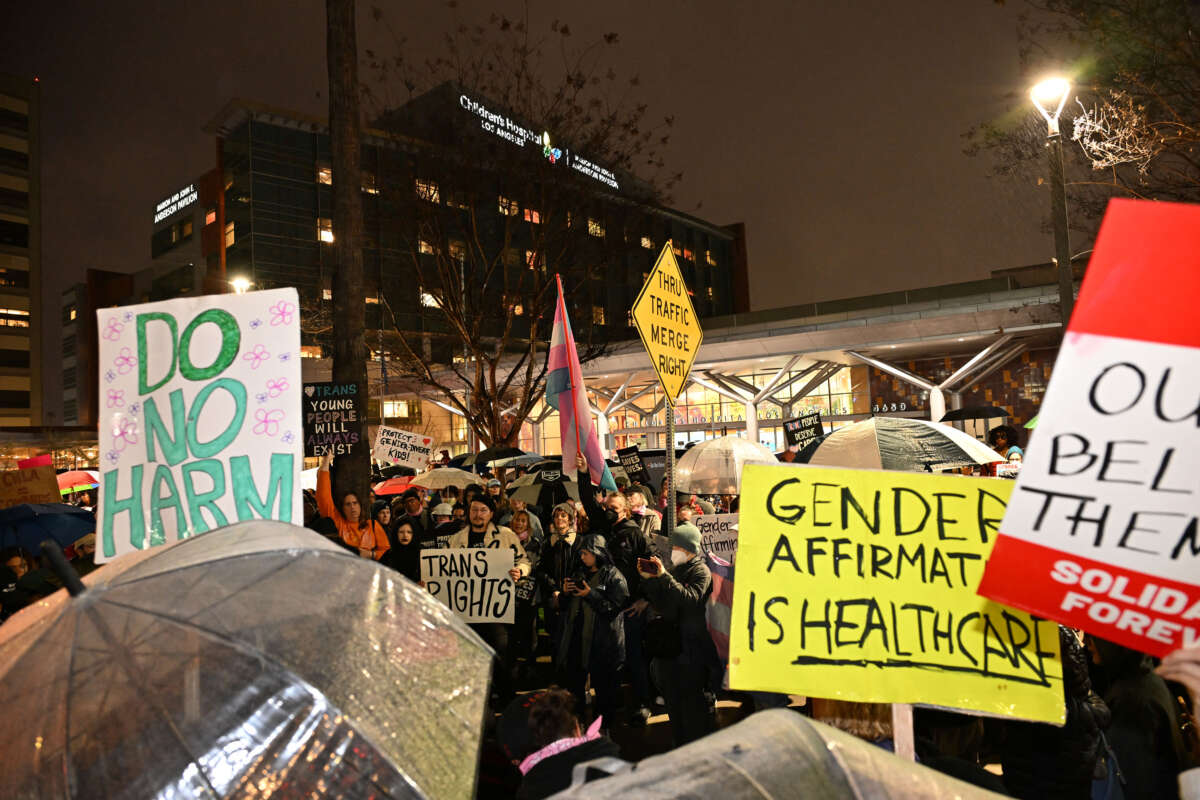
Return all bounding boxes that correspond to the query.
[0,74,41,426]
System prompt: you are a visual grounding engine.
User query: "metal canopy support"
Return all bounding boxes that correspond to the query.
[959,342,1029,392]
[783,363,844,417]
[605,384,656,417]
[759,362,823,405]
[937,334,1013,391]
[602,376,634,415]
[753,355,803,404]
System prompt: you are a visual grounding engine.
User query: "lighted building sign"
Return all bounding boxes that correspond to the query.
[153,183,198,224]
[459,94,619,190]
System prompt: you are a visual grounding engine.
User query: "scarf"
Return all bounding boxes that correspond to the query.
[518,716,604,776]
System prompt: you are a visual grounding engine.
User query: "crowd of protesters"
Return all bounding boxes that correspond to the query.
[299,448,1200,800]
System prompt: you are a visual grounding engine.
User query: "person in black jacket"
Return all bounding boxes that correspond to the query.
[535,503,580,656]
[1000,625,1110,799]
[633,522,720,747]
[556,534,628,727]
[381,519,422,583]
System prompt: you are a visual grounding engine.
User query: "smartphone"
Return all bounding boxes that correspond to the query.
[637,557,661,575]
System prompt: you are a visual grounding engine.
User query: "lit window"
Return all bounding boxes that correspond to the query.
[170,226,180,243]
[641,236,653,249]
[416,179,440,203]
[224,221,235,247]
[419,288,441,308]
[318,218,334,243]
[317,164,333,185]
[449,240,466,264]
[300,345,323,358]
[362,172,379,195]
[592,305,606,325]
[671,243,682,256]
[512,304,524,316]
[566,212,574,227]
[706,250,717,266]
[682,248,694,261]
[498,195,519,216]
[205,209,216,225]
[524,208,541,224]
[418,239,435,255]
[69,307,77,321]
[181,220,193,238]
[588,218,605,238]
[383,400,411,418]
[322,288,332,300]
[445,191,469,210]
[525,250,544,270]
[706,286,714,300]
[366,296,380,304]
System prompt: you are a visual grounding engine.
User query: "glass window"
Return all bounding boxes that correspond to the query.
[706,250,717,266]
[682,248,694,261]
[449,240,466,264]
[224,221,235,247]
[317,217,333,243]
[420,288,440,308]
[525,249,543,270]
[383,400,410,418]
[592,305,606,325]
[498,195,519,216]
[418,239,435,255]
[641,236,654,249]
[445,190,469,209]
[205,209,216,225]
[706,286,714,300]
[317,164,333,185]
[181,219,193,238]
[365,296,380,304]
[362,171,379,194]
[587,218,605,238]
[524,208,541,224]
[416,179,440,203]
[322,288,332,300]
[300,345,323,358]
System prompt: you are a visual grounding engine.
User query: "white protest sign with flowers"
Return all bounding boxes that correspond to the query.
[96,288,302,563]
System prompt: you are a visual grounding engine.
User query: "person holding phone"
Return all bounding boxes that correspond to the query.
[632,522,720,747]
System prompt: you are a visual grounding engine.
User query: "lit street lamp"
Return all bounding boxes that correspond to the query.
[1030,76,1075,326]
[230,276,252,295]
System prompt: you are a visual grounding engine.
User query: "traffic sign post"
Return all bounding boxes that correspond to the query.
[631,244,704,538]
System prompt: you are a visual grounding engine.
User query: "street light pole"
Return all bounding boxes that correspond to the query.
[1031,77,1076,327]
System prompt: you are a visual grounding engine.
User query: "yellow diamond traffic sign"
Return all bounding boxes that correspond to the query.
[631,244,704,403]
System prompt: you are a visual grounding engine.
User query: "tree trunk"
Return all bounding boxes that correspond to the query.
[326,0,370,505]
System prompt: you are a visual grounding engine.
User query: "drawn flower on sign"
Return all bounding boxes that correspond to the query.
[106,389,125,409]
[278,352,291,363]
[129,402,140,416]
[269,300,295,326]
[281,431,295,445]
[266,377,289,398]
[255,392,268,405]
[253,408,284,437]
[249,318,263,330]
[113,347,137,375]
[102,319,124,340]
[243,344,270,369]
[104,369,116,383]
[106,451,121,465]
[122,311,134,323]
[111,417,139,452]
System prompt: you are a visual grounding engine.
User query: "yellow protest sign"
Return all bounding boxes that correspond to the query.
[729,464,1064,724]
[631,244,702,403]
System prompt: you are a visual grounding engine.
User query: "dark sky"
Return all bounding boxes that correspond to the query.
[2,0,1058,405]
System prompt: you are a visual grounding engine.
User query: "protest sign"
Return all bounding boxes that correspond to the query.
[641,448,686,492]
[372,425,434,469]
[0,466,61,507]
[420,547,515,623]
[783,411,823,449]
[303,382,363,457]
[978,200,1200,657]
[616,445,653,487]
[694,513,739,561]
[96,288,302,563]
[728,463,1064,724]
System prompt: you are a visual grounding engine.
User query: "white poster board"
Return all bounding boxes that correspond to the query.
[96,288,302,563]
[420,547,515,623]
[373,425,435,469]
[695,513,739,561]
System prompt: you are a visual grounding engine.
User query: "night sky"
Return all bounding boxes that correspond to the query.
[3,0,1065,411]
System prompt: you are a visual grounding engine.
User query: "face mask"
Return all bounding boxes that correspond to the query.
[604,509,619,526]
[670,549,691,567]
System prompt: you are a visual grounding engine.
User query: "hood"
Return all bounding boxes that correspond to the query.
[577,533,612,566]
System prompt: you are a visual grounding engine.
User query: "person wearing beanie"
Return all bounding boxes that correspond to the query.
[535,502,581,656]
[630,521,720,747]
[396,487,432,543]
[426,502,463,549]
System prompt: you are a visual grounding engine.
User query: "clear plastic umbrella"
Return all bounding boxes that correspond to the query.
[674,435,778,494]
[408,467,485,490]
[807,417,1006,472]
[0,521,493,799]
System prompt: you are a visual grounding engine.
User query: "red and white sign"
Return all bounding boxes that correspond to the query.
[977,200,1200,656]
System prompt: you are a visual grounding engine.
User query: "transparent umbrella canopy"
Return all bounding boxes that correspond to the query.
[408,468,484,491]
[0,521,493,799]
[674,435,778,494]
[807,417,1006,472]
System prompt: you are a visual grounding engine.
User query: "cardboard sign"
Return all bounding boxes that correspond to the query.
[728,464,1064,724]
[420,547,515,623]
[630,244,704,402]
[97,288,302,563]
[616,445,653,487]
[303,382,363,457]
[694,513,739,561]
[0,466,62,507]
[373,425,434,469]
[978,200,1200,657]
[784,411,823,449]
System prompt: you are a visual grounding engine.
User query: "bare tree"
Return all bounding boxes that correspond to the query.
[355,5,678,448]
[327,0,371,500]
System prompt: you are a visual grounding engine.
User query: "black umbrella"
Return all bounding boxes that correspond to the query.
[461,445,526,466]
[939,405,1009,422]
[506,464,579,506]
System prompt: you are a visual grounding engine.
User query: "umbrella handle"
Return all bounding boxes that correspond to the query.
[40,540,86,596]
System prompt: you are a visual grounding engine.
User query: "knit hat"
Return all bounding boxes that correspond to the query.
[670,522,703,555]
[431,502,454,517]
[470,493,496,513]
[401,488,421,502]
[551,502,577,524]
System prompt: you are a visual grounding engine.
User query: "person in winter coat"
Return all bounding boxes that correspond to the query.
[395,488,432,541]
[1158,645,1200,800]
[424,502,463,548]
[632,522,721,746]
[510,509,544,682]
[316,453,388,560]
[382,519,422,583]
[1000,626,1110,799]
[556,534,628,727]
[535,502,580,654]
[498,689,621,800]
[501,497,544,541]
[1087,635,1188,800]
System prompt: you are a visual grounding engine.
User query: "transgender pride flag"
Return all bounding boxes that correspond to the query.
[546,275,616,493]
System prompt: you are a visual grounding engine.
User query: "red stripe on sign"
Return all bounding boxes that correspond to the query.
[978,536,1200,658]
[1071,199,1200,349]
